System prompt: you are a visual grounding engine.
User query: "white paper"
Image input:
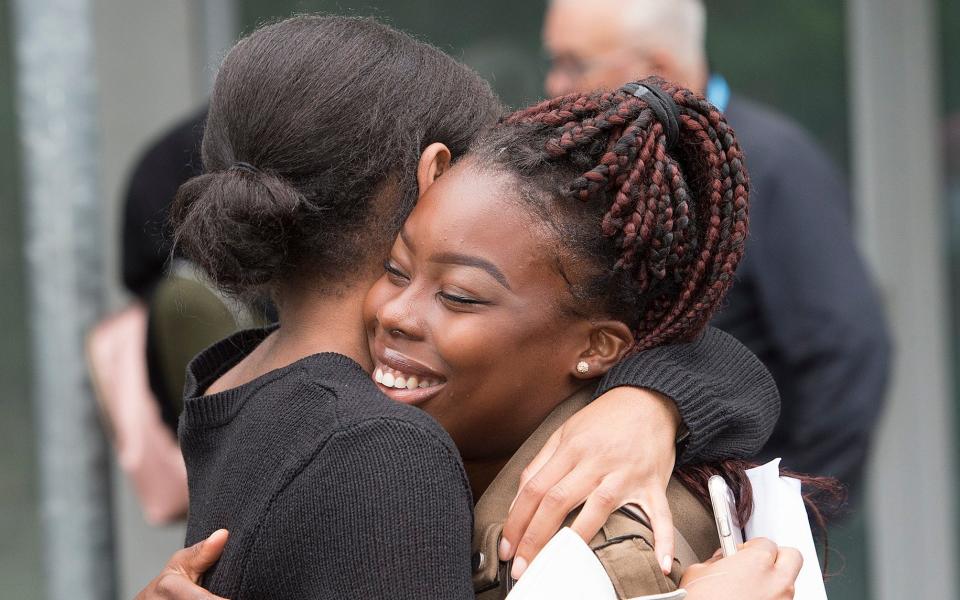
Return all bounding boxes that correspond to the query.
[506,527,617,600]
[744,458,828,600]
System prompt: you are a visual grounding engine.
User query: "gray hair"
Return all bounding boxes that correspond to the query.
[554,0,707,71]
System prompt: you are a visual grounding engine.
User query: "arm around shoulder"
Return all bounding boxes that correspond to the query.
[595,327,781,463]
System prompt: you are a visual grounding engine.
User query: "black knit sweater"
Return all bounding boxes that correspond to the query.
[180,329,475,599]
[596,326,781,464]
[181,325,779,597]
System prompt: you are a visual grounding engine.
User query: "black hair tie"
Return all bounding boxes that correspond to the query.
[229,161,260,175]
[622,82,681,149]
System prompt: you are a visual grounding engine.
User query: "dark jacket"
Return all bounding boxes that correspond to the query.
[715,95,891,498]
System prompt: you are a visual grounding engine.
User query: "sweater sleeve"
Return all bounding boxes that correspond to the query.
[239,418,475,600]
[595,327,781,464]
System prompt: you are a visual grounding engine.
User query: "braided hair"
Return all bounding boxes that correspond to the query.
[473,81,843,571]
[471,76,747,350]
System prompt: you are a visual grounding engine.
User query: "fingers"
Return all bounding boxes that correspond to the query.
[774,546,803,578]
[501,444,578,562]
[516,428,562,494]
[643,492,676,575]
[171,530,229,581]
[568,479,624,545]
[152,573,230,600]
[740,536,779,563]
[507,469,598,579]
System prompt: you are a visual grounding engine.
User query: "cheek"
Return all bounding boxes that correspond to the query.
[430,310,579,458]
[362,276,392,330]
[433,311,576,410]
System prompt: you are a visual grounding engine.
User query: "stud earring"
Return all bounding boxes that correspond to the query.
[576,360,590,374]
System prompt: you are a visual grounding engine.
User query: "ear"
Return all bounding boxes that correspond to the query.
[571,321,635,380]
[417,142,452,196]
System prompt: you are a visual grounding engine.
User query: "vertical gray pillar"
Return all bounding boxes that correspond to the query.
[11,0,115,599]
[847,0,956,598]
[197,0,240,95]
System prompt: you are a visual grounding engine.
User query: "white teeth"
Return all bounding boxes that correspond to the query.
[373,363,443,390]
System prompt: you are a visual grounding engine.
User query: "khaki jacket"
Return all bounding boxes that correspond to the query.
[472,389,720,599]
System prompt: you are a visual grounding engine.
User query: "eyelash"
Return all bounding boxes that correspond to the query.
[384,260,408,281]
[384,260,489,307]
[438,292,486,306]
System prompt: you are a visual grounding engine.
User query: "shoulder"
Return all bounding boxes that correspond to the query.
[725,95,816,148]
[313,363,459,458]
[298,371,469,499]
[127,109,206,192]
[725,94,848,212]
[725,94,837,174]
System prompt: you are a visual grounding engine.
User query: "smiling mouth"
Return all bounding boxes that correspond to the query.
[370,353,448,405]
[373,364,444,391]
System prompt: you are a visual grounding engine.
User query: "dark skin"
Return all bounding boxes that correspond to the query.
[363,161,634,500]
[137,158,801,600]
[361,162,806,595]
[135,147,684,599]
[364,161,641,577]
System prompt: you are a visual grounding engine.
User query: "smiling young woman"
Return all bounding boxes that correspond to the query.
[136,15,786,600]
[362,78,833,596]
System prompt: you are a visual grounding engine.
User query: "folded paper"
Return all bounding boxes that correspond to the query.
[744,458,828,600]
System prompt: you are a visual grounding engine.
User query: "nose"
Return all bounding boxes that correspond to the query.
[376,285,424,341]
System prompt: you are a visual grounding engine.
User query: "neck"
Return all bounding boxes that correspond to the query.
[268,279,374,373]
[461,381,596,501]
[464,457,511,502]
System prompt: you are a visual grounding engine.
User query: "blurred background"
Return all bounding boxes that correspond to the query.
[0,0,956,598]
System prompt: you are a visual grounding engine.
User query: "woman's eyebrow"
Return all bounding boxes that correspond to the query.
[432,252,512,290]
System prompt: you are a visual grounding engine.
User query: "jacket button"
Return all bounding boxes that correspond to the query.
[472,551,486,572]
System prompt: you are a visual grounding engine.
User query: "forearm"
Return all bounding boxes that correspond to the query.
[595,327,780,463]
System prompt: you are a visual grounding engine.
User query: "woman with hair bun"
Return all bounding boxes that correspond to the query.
[135,15,790,600]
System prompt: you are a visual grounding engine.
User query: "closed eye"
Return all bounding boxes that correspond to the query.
[384,260,409,283]
[438,291,489,306]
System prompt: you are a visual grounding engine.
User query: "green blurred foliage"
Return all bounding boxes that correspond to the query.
[238,0,551,109]
[705,0,848,165]
[940,0,960,112]
[239,0,850,164]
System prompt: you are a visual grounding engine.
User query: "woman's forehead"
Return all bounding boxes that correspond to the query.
[405,164,563,285]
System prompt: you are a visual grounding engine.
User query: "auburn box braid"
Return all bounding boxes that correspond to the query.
[473,76,747,351]
[472,79,842,572]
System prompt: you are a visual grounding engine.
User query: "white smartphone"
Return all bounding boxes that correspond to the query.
[708,475,743,557]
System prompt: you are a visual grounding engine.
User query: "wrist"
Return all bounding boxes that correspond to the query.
[604,386,681,442]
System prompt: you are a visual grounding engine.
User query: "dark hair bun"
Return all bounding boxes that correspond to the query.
[171,168,303,295]
[170,15,500,299]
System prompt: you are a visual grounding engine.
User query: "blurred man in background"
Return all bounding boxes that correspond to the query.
[543,0,890,505]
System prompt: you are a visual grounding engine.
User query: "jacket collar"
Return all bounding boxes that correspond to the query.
[471,387,594,593]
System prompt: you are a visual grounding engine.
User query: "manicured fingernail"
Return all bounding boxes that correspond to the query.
[511,557,528,580]
[499,538,512,561]
[660,554,673,574]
